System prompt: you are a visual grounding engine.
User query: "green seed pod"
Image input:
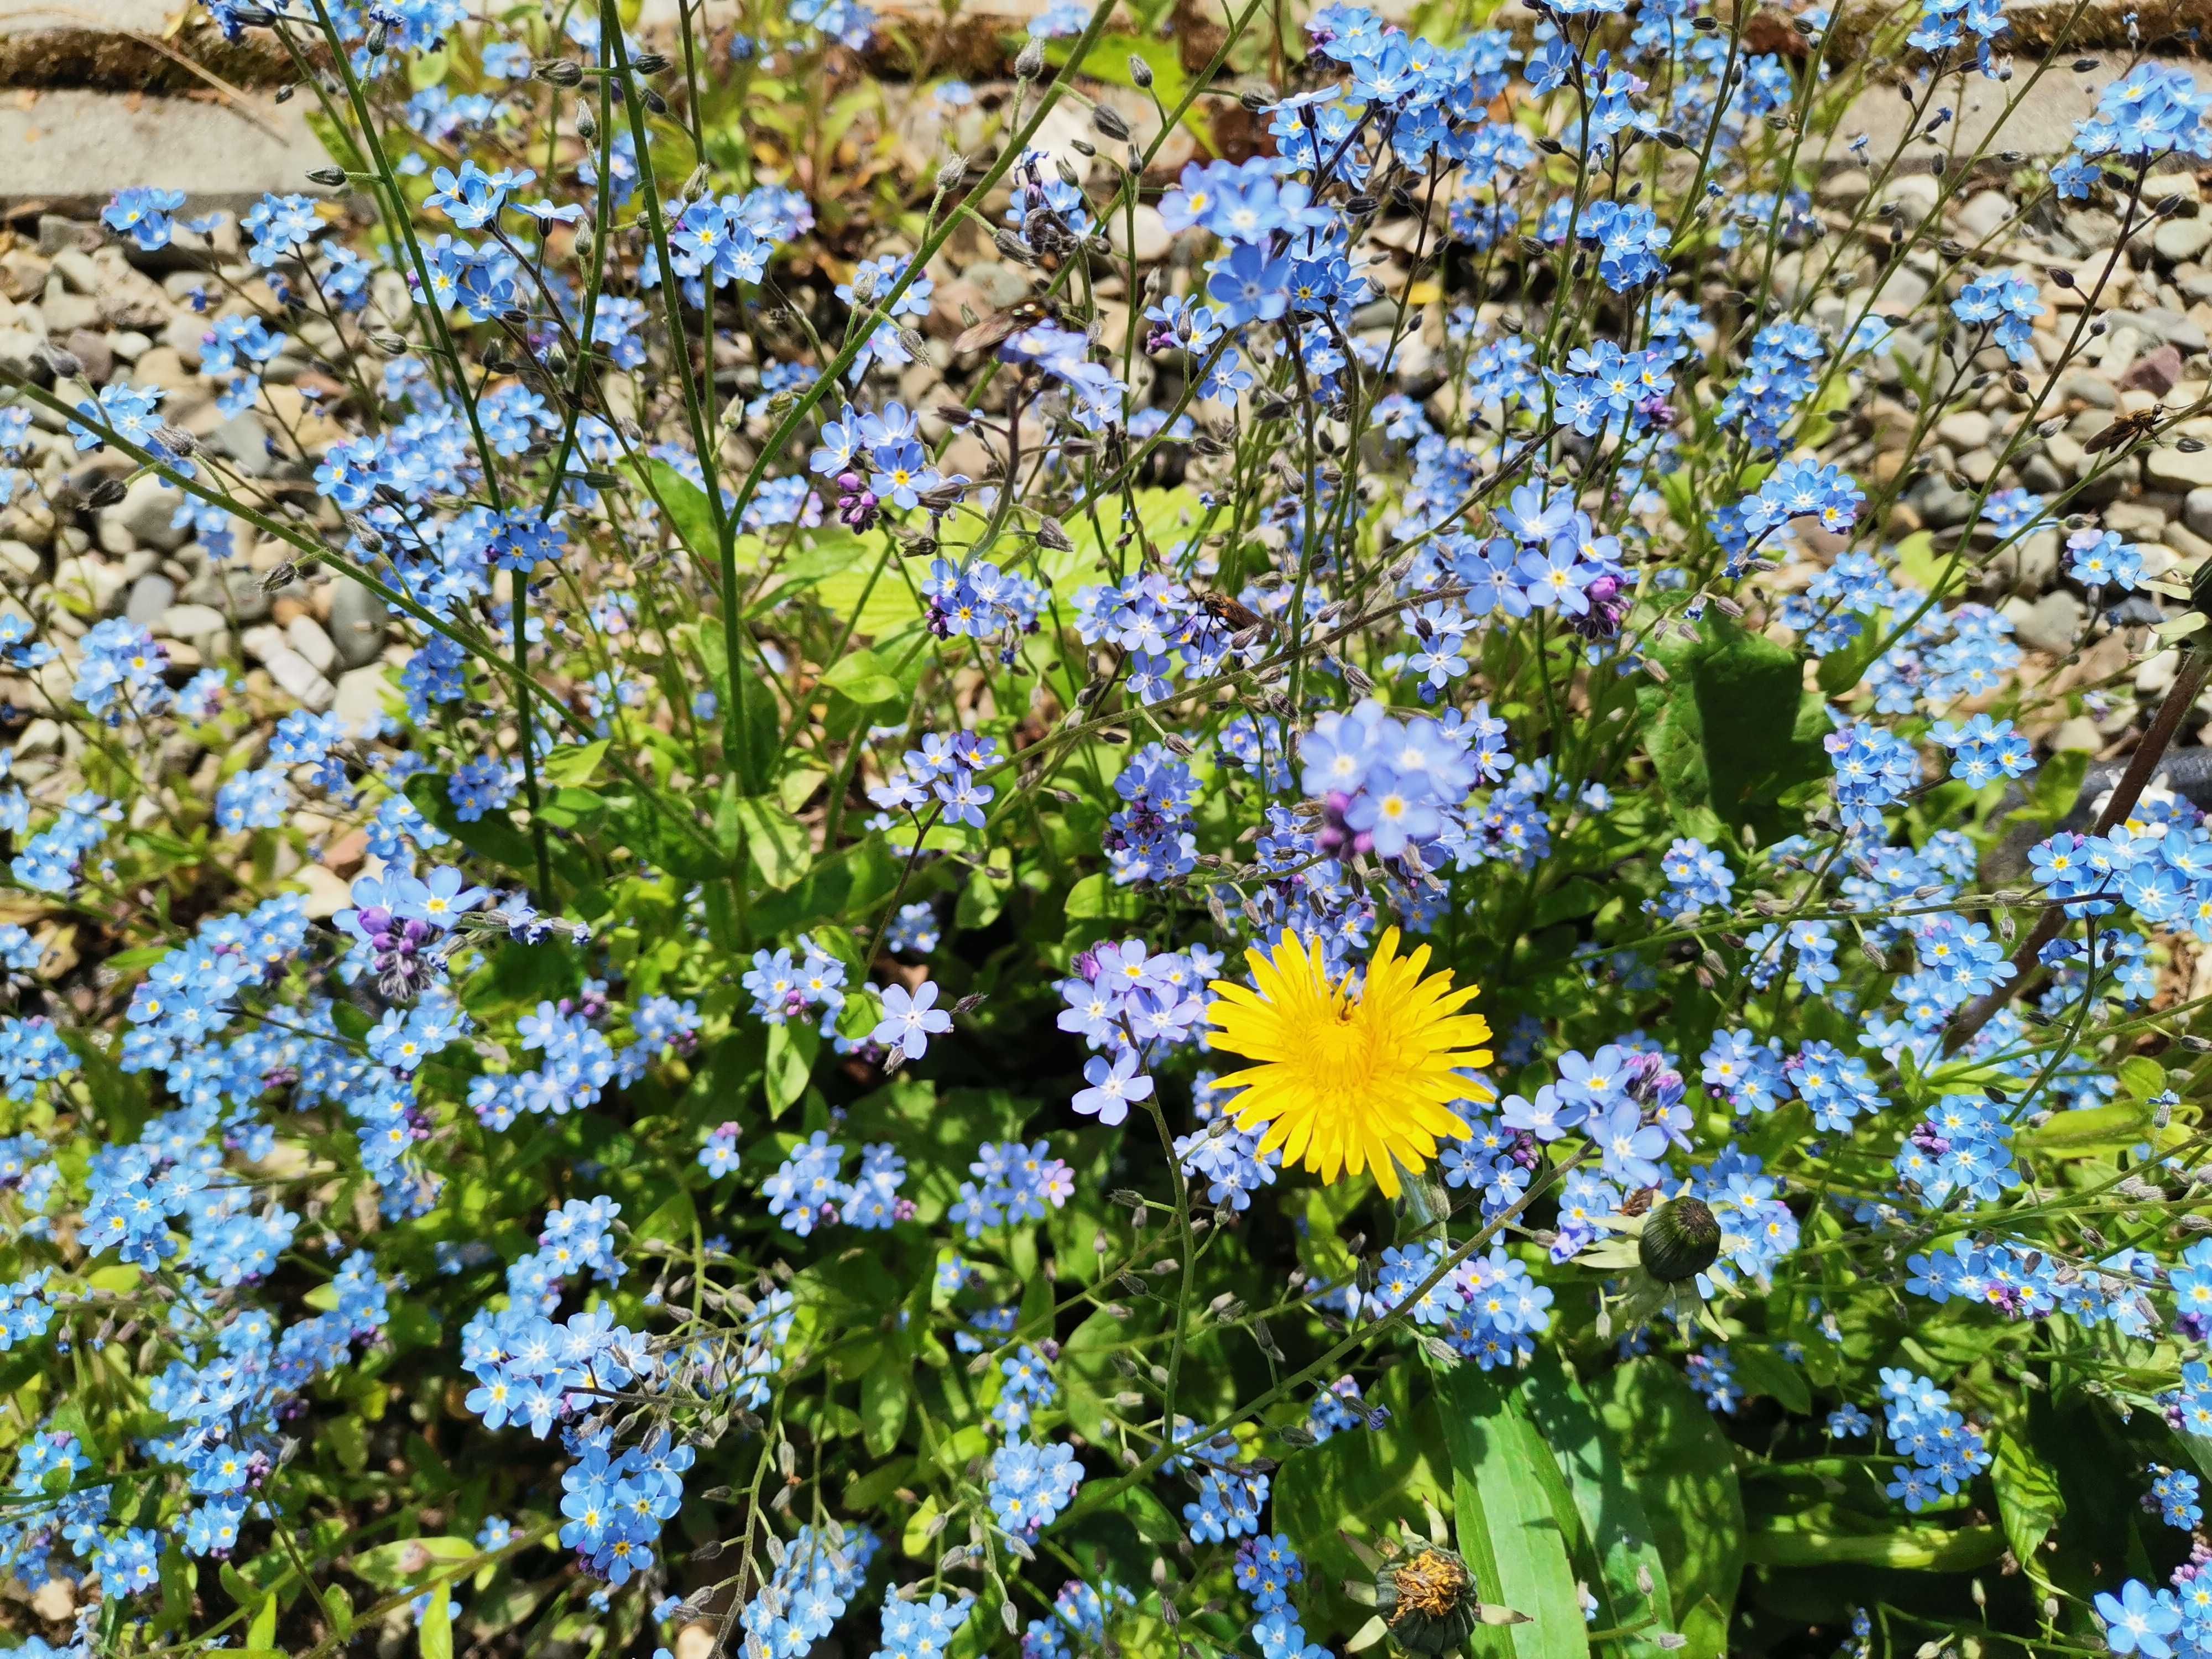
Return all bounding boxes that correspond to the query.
[1375,1546,1480,1655]
[1638,1196,1721,1284]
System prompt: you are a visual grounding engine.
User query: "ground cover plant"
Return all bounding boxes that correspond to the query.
[10,0,2212,1653]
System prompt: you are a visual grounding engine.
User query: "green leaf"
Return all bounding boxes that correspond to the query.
[1438,1365,1590,1659]
[1639,616,1828,836]
[542,739,609,787]
[648,458,720,556]
[2119,1055,2169,1102]
[1065,872,1141,922]
[1744,1522,2004,1569]
[860,1363,910,1458]
[1588,1360,1744,1659]
[350,1537,481,1593]
[1729,1347,1811,1416]
[732,795,812,889]
[2015,1100,2153,1156]
[2013,746,2089,828]
[248,1590,278,1651]
[765,1022,818,1113]
[819,649,902,707]
[1991,1428,2064,1593]
[1516,1352,1673,1656]
[420,1585,453,1659]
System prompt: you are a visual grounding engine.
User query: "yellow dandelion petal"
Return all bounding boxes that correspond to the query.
[1206,928,1491,1197]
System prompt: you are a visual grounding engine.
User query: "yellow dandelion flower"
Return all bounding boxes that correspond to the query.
[1206,928,1493,1198]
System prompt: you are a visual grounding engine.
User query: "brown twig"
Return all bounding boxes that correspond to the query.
[1944,644,2212,1051]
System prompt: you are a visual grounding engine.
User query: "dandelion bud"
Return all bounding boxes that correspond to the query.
[936,155,968,194]
[1036,517,1075,552]
[1015,40,1045,79]
[995,229,1039,265]
[86,477,127,509]
[1128,53,1154,87]
[364,19,388,53]
[643,87,669,114]
[1639,1196,1721,1284]
[1239,87,1275,112]
[261,562,301,593]
[536,57,583,85]
[307,165,348,187]
[43,347,82,380]
[634,50,672,74]
[1092,103,1130,140]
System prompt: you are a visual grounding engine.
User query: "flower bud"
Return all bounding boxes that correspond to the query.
[1638,1196,1721,1284]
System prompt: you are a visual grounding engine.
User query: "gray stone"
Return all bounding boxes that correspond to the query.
[327,576,389,670]
[2148,443,2212,490]
[286,614,337,675]
[1936,410,1992,450]
[332,664,392,738]
[124,573,174,628]
[1816,168,1869,208]
[1984,528,2062,595]
[47,249,96,297]
[2002,589,2086,655]
[156,602,228,642]
[208,411,274,478]
[2048,716,2104,754]
[0,540,39,582]
[182,567,269,625]
[1108,204,1172,265]
[2158,218,2212,265]
[260,645,333,711]
[2125,306,2210,356]
[99,473,191,555]
[2186,486,2212,541]
[0,91,333,215]
[1957,190,2013,242]
[51,553,124,615]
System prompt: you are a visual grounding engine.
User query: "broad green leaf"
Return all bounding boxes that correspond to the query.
[420,1585,453,1659]
[733,796,813,889]
[860,1363,910,1458]
[764,1022,818,1113]
[1991,1429,2064,1593]
[1588,1360,1744,1659]
[648,458,721,557]
[542,739,609,786]
[1637,616,1828,836]
[2118,1055,2169,1102]
[248,1590,277,1651]
[2015,1100,2153,1157]
[1439,1365,1590,1659]
[1516,1352,1673,1656]
[349,1537,478,1592]
[1729,1347,1812,1416]
[819,649,903,707]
